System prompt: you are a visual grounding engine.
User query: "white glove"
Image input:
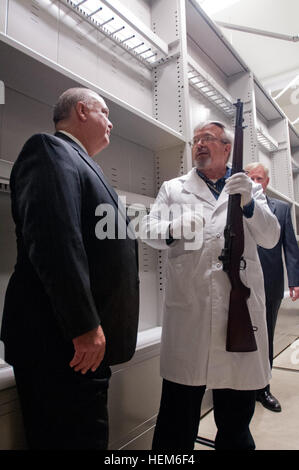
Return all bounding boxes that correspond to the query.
[225,172,253,207]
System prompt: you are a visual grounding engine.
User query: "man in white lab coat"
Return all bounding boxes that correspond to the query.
[140,121,280,450]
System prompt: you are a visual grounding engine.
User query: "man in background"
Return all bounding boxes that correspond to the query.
[245,162,299,412]
[1,87,139,449]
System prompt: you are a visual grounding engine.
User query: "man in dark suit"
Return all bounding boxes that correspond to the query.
[245,162,299,412]
[0,87,139,449]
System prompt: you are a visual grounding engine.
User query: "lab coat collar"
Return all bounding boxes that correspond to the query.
[182,167,228,211]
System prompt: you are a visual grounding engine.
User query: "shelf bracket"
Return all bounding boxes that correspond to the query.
[100,0,168,55]
[256,127,279,152]
[188,56,234,117]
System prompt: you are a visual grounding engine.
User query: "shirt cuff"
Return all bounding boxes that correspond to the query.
[242,199,255,218]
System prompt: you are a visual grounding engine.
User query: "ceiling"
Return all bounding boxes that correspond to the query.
[197,0,299,132]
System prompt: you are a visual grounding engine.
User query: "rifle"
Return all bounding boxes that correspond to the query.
[218,99,258,352]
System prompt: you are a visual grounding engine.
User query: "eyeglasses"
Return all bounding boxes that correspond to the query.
[191,135,229,146]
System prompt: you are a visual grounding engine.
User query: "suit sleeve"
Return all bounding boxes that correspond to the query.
[13,134,101,340]
[282,205,299,287]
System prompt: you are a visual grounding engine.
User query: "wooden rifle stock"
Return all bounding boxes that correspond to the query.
[219,99,258,352]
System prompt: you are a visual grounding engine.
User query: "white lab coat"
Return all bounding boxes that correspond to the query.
[141,168,280,389]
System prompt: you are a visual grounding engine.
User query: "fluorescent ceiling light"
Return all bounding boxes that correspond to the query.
[195,0,243,15]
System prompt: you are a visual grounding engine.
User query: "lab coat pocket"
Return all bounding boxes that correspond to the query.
[165,253,194,308]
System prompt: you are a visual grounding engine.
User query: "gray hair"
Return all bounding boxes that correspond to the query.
[244,161,269,177]
[53,87,98,125]
[193,120,234,145]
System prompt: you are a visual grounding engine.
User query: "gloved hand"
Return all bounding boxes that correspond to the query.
[170,208,204,240]
[225,172,253,207]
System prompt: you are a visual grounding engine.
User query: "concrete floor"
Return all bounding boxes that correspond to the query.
[195,307,299,450]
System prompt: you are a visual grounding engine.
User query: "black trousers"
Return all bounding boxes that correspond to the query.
[13,361,111,450]
[265,295,282,369]
[256,296,282,396]
[152,379,256,450]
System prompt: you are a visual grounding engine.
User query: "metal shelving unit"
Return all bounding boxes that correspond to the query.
[61,0,169,69]
[0,33,185,152]
[256,127,279,153]
[187,56,235,117]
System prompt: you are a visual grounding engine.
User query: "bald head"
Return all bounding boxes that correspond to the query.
[53,88,100,126]
[53,87,113,157]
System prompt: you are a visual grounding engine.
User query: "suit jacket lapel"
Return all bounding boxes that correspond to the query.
[55,132,120,208]
[266,195,276,214]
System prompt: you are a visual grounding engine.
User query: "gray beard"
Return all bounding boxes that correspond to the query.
[194,155,212,170]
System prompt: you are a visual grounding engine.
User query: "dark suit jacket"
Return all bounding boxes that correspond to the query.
[0,132,139,367]
[258,196,299,301]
